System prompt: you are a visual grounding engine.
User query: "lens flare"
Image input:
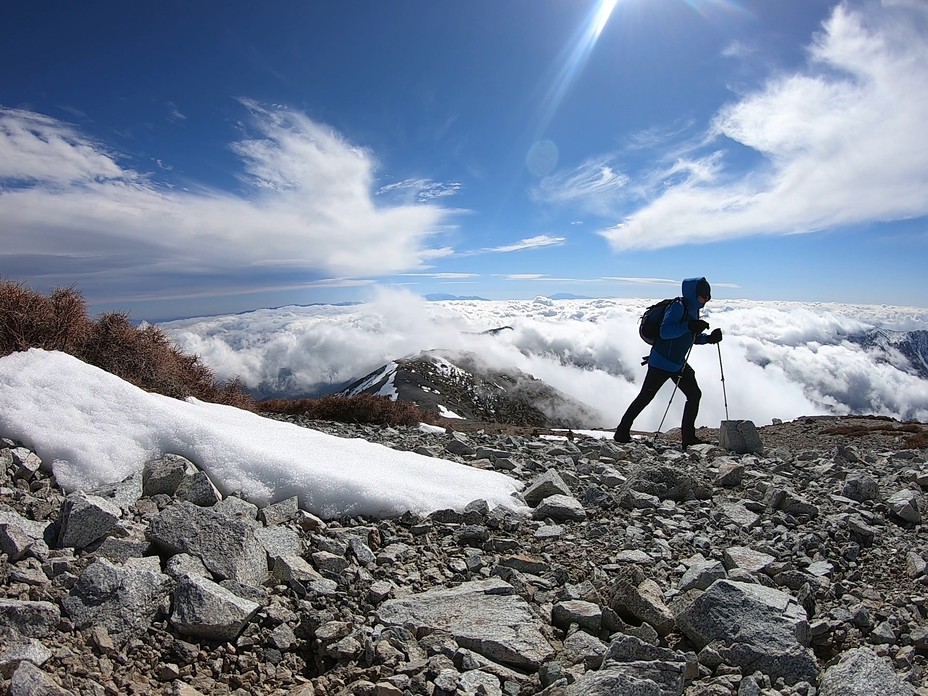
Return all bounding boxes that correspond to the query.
[536,0,620,139]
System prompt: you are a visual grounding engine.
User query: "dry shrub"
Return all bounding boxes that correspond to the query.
[0,282,90,356]
[80,311,255,409]
[822,425,872,437]
[823,421,928,449]
[823,423,921,438]
[261,394,437,427]
[0,281,254,410]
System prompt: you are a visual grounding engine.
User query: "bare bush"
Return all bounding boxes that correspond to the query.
[0,281,254,410]
[261,394,437,427]
[0,282,90,355]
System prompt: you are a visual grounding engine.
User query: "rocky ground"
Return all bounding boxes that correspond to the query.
[1,414,927,696]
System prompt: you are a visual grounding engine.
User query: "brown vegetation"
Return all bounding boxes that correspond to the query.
[904,431,928,449]
[260,394,438,427]
[1,281,437,426]
[1,281,254,409]
[823,421,928,450]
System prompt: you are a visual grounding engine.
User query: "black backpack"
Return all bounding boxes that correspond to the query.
[638,297,685,345]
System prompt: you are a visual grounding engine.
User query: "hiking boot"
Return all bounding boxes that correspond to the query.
[613,427,631,443]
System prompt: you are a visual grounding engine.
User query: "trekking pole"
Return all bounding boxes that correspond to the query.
[652,342,694,445]
[717,343,730,421]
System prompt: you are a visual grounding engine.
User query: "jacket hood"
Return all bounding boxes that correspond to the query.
[682,277,708,312]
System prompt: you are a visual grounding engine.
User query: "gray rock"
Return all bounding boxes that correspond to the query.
[87,471,143,510]
[271,555,337,595]
[312,549,350,578]
[259,495,300,525]
[0,505,51,544]
[532,494,587,521]
[818,646,914,696]
[1,522,37,561]
[9,447,42,480]
[95,538,152,564]
[254,524,303,559]
[0,635,53,670]
[566,669,665,695]
[175,470,222,506]
[348,536,377,565]
[718,501,760,528]
[0,599,61,638]
[459,669,503,696]
[719,420,764,455]
[842,472,880,502]
[621,464,707,502]
[8,660,74,696]
[146,501,268,586]
[552,600,602,633]
[523,470,573,506]
[376,577,555,669]
[141,454,189,497]
[445,434,475,456]
[723,546,775,574]
[212,495,260,523]
[779,489,819,517]
[714,459,745,487]
[906,551,927,578]
[620,489,661,510]
[886,488,925,523]
[676,579,817,685]
[170,573,260,641]
[56,492,121,549]
[62,557,173,645]
[610,566,675,636]
[573,634,692,696]
[679,560,726,592]
[560,629,608,669]
[165,553,211,579]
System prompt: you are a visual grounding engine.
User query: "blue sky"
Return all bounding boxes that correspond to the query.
[2,0,927,321]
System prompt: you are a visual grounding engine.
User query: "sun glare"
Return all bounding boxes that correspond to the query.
[534,0,621,140]
[593,0,620,39]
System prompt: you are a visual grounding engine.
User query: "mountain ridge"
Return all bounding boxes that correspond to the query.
[338,349,604,429]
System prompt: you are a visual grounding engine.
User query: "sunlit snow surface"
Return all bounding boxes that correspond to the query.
[161,291,928,426]
[0,350,526,519]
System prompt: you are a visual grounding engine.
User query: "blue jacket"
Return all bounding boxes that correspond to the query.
[647,277,709,372]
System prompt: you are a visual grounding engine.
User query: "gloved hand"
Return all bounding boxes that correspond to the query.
[707,328,723,344]
[688,319,710,334]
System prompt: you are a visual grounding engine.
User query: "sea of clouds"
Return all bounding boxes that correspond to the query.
[160,288,928,431]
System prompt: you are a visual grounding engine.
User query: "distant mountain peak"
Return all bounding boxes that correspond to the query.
[339,349,604,428]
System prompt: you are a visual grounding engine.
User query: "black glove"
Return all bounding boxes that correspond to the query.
[707,328,723,344]
[688,319,709,334]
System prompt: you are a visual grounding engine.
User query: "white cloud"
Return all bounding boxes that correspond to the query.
[161,292,928,429]
[397,272,480,279]
[601,277,680,286]
[601,2,928,250]
[0,107,128,184]
[475,234,566,254]
[0,102,455,300]
[532,156,629,215]
[377,178,462,202]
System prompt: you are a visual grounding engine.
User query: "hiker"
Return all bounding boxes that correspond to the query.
[614,276,722,447]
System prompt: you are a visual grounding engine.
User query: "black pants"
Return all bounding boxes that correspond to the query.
[618,364,701,439]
